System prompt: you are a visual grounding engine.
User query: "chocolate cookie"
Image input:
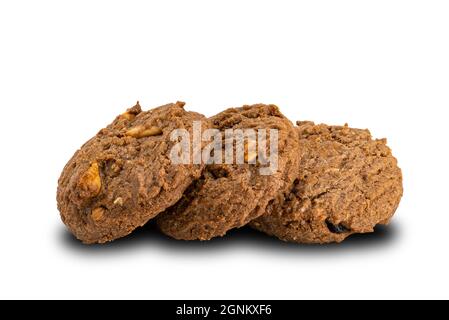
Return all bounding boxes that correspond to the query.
[156,104,299,240]
[57,101,208,244]
[250,121,403,244]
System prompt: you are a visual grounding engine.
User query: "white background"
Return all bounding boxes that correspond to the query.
[0,0,448,300]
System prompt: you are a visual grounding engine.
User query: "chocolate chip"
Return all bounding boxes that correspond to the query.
[207,167,229,179]
[326,219,350,234]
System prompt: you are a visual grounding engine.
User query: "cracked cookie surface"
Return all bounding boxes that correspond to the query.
[57,101,208,244]
[250,121,403,244]
[156,104,300,240]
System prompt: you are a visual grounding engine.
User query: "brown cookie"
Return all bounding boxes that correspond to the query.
[250,121,403,244]
[57,101,208,244]
[156,104,299,240]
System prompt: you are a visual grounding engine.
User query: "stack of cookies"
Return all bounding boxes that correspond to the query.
[57,102,403,244]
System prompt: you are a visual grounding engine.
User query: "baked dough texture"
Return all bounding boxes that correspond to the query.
[156,104,300,240]
[250,121,403,244]
[57,102,208,244]
[57,102,403,245]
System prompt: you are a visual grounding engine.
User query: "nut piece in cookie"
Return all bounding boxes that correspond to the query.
[126,125,163,138]
[77,162,102,198]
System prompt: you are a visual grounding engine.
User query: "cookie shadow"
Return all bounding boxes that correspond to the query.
[59,220,401,256]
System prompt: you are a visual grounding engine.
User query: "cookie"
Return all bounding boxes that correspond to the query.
[250,121,403,244]
[57,101,208,244]
[156,104,299,240]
